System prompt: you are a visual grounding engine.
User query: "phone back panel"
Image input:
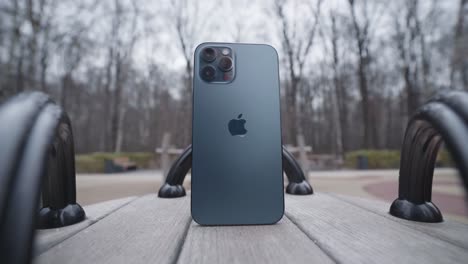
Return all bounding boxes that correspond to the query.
[191,43,284,225]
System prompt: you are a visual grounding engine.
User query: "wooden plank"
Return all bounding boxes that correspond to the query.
[285,193,468,264]
[34,196,137,255]
[177,217,333,264]
[34,195,191,264]
[331,193,468,250]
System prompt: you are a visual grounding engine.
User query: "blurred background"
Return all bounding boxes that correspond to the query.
[0,0,467,220]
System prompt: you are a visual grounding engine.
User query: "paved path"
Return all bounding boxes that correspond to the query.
[309,168,467,223]
[76,168,467,222]
[76,170,164,206]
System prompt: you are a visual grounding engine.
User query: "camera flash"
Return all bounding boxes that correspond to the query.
[221,48,230,55]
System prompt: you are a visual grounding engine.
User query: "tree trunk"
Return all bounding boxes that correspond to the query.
[331,14,346,156]
[115,108,126,152]
[60,73,73,111]
[450,0,468,90]
[16,49,24,92]
[287,79,298,145]
[40,53,48,92]
[103,47,114,151]
[349,0,372,149]
[39,18,51,92]
[357,53,371,148]
[111,53,123,152]
[26,0,44,89]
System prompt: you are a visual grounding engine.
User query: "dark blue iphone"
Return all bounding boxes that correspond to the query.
[191,43,284,225]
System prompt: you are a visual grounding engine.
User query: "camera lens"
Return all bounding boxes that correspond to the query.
[201,47,216,62]
[200,65,216,81]
[218,57,233,72]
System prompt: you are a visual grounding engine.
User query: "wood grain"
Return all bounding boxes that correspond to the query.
[331,193,468,250]
[34,196,137,255]
[285,193,468,264]
[177,217,333,264]
[34,195,191,264]
[35,193,468,264]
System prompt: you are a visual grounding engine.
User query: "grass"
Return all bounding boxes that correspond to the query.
[75,148,455,173]
[344,149,454,169]
[75,152,154,173]
[344,150,401,169]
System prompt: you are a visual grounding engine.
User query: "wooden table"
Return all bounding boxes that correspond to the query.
[34,194,468,264]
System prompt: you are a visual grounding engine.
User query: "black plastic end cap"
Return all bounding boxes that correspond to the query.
[158,183,186,198]
[286,180,314,195]
[37,203,86,229]
[389,198,443,223]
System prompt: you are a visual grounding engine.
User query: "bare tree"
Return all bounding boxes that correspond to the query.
[330,12,346,157]
[38,0,57,92]
[6,0,25,93]
[59,36,82,110]
[110,0,140,152]
[450,0,468,90]
[315,9,347,156]
[169,0,213,146]
[102,45,115,151]
[0,0,462,157]
[24,0,43,89]
[347,0,386,148]
[227,0,256,42]
[394,1,419,116]
[392,0,438,118]
[274,0,323,144]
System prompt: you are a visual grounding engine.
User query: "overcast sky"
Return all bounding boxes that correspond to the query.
[9,0,458,95]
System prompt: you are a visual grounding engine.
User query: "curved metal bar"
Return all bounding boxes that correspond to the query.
[0,92,50,222]
[37,112,85,228]
[158,144,313,198]
[421,103,468,193]
[158,145,191,198]
[0,92,85,264]
[390,98,468,223]
[282,147,314,195]
[429,91,468,124]
[428,91,468,193]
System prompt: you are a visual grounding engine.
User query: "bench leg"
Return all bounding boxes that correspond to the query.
[158,146,191,198]
[0,92,85,264]
[158,145,313,198]
[37,113,85,228]
[390,91,468,223]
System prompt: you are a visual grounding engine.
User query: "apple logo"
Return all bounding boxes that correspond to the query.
[228,114,247,137]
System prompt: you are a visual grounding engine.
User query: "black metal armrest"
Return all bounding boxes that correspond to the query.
[0,92,85,264]
[390,91,468,223]
[158,144,313,198]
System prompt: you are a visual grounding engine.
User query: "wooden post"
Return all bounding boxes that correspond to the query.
[159,133,171,179]
[297,134,310,179]
[156,134,185,182]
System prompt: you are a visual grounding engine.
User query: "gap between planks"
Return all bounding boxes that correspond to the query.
[176,213,333,264]
[34,195,192,264]
[285,193,468,264]
[34,196,138,255]
[329,193,468,250]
